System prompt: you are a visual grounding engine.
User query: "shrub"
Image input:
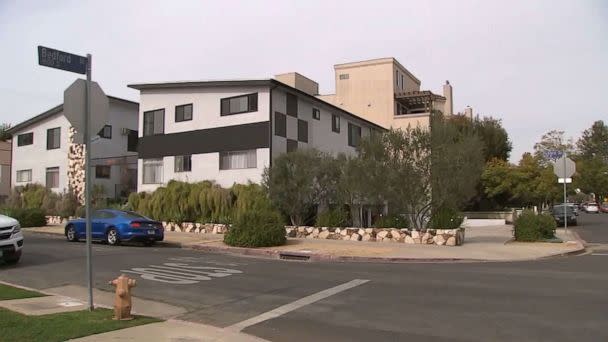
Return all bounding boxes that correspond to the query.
[374,214,409,228]
[428,207,464,229]
[224,209,286,248]
[315,208,348,227]
[537,213,557,239]
[513,211,557,241]
[56,192,79,218]
[1,208,47,227]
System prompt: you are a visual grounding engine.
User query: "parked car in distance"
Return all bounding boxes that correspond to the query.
[552,205,577,226]
[65,209,164,246]
[600,203,608,213]
[584,203,600,214]
[566,203,579,216]
[0,214,24,264]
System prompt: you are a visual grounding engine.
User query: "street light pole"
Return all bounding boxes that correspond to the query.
[563,149,567,234]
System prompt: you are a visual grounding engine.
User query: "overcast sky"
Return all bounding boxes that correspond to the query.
[1,0,606,161]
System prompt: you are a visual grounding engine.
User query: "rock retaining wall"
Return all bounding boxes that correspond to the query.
[161,221,465,246]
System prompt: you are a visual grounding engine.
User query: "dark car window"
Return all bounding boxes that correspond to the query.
[120,211,149,220]
[552,206,574,215]
[93,210,117,219]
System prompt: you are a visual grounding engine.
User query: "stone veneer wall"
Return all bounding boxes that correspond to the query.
[67,127,86,205]
[161,222,465,246]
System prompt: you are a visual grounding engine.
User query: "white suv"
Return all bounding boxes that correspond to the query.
[0,214,23,264]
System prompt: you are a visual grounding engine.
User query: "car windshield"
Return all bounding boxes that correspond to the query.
[120,211,150,220]
[552,206,574,214]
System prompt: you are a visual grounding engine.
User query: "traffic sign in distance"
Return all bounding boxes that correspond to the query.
[63,79,109,144]
[553,156,576,179]
[38,46,87,74]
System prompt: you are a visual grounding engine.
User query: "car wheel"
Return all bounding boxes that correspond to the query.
[3,252,21,264]
[106,228,120,246]
[66,225,79,242]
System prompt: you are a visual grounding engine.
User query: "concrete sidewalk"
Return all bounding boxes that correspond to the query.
[71,320,268,342]
[28,225,585,262]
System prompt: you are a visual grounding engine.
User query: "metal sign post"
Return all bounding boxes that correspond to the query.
[84,54,94,311]
[37,46,94,311]
[552,153,576,235]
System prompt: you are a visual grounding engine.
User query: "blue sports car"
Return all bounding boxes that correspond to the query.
[65,209,164,246]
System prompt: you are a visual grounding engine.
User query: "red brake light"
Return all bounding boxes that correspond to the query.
[130,222,141,228]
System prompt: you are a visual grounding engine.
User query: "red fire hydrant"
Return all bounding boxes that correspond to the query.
[109,274,136,320]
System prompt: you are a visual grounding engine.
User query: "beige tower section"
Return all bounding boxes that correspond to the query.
[275,72,319,96]
[442,81,453,116]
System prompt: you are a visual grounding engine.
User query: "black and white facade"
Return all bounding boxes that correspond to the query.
[128,79,384,192]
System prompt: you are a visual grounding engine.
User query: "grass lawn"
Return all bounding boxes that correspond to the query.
[0,308,160,342]
[0,284,160,341]
[0,283,46,300]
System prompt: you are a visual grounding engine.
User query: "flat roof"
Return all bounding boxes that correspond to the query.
[334,57,421,85]
[7,96,138,135]
[128,79,386,131]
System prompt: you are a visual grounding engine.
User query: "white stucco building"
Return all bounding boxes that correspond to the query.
[128,76,384,192]
[8,97,139,199]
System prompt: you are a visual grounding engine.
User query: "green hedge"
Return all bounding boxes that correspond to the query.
[5,184,79,218]
[374,214,409,228]
[315,208,348,227]
[224,210,286,247]
[514,210,556,241]
[127,181,271,224]
[428,207,464,229]
[1,208,47,227]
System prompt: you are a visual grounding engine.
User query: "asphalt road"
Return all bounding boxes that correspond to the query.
[1,213,607,342]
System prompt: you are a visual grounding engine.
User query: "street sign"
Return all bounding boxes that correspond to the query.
[38,46,87,74]
[544,150,563,161]
[558,178,572,184]
[63,79,109,144]
[553,156,575,178]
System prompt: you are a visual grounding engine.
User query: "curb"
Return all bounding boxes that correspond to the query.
[25,229,183,248]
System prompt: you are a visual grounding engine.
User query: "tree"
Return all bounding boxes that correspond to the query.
[575,156,608,205]
[263,149,336,225]
[577,120,608,161]
[482,153,561,208]
[0,123,11,141]
[534,130,575,164]
[473,116,512,161]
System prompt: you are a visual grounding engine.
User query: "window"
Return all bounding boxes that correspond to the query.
[98,125,112,139]
[175,104,193,122]
[274,112,286,137]
[286,93,298,117]
[93,210,116,219]
[348,123,362,147]
[143,109,165,136]
[396,70,399,87]
[17,133,33,146]
[298,119,308,143]
[127,129,138,152]
[47,127,60,150]
[332,114,340,133]
[95,165,111,179]
[143,159,163,184]
[312,108,320,120]
[401,75,404,90]
[219,150,256,170]
[174,155,192,172]
[287,139,298,153]
[339,74,349,80]
[220,93,258,116]
[16,169,32,182]
[46,167,59,188]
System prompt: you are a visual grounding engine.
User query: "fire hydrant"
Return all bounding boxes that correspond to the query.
[109,274,136,320]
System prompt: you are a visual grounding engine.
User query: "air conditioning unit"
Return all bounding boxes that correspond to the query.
[121,128,130,136]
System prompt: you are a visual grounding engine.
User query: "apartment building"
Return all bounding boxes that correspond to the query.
[0,140,11,202]
[318,57,469,130]
[8,97,139,199]
[128,76,384,192]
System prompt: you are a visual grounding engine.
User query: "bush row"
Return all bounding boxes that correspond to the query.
[127,180,273,224]
[5,184,79,218]
[1,208,47,227]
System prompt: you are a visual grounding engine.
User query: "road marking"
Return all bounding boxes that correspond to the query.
[591,253,608,256]
[121,262,242,285]
[226,279,370,332]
